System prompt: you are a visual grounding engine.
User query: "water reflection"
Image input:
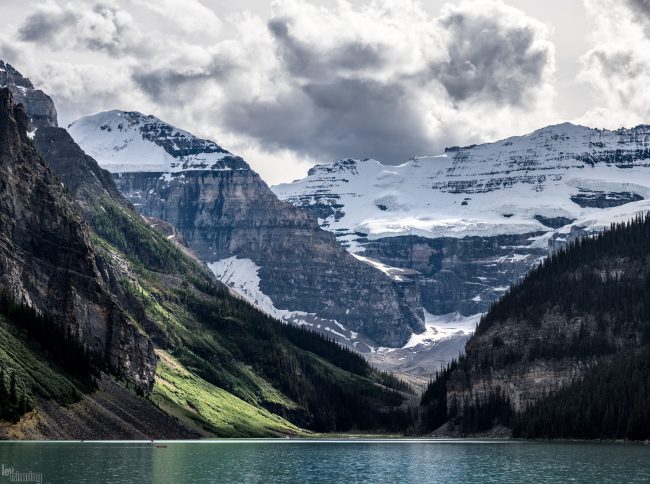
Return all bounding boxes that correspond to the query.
[0,440,647,483]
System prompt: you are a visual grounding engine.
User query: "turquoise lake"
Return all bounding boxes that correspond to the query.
[0,440,648,483]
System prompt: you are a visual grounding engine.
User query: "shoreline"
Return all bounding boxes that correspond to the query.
[0,437,647,444]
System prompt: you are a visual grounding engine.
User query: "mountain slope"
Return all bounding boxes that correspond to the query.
[0,88,155,392]
[33,124,414,436]
[0,88,199,439]
[0,313,197,440]
[419,213,650,439]
[68,110,424,347]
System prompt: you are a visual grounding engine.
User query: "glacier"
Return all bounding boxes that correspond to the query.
[273,123,650,246]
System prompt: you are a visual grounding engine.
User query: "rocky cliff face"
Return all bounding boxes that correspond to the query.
[0,61,57,130]
[33,127,125,205]
[0,88,154,391]
[360,233,546,315]
[446,318,592,413]
[32,119,413,437]
[68,111,423,347]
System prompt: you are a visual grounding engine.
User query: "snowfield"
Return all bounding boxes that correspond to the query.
[208,256,361,345]
[69,114,650,374]
[402,311,482,349]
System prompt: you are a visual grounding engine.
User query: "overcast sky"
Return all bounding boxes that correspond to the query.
[1,0,648,184]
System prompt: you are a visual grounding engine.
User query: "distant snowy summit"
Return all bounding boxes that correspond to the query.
[273,122,650,246]
[68,110,249,173]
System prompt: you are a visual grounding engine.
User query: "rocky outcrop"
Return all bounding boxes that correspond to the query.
[0,60,57,130]
[33,127,125,205]
[445,312,593,413]
[0,88,154,391]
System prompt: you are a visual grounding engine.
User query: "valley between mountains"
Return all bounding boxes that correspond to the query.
[2,59,650,439]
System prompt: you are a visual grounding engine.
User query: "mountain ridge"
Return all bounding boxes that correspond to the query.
[0,60,418,437]
[30,119,415,437]
[419,213,650,439]
[0,60,57,130]
[0,88,155,392]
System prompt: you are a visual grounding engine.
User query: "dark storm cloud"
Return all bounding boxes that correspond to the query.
[208,15,434,163]
[93,0,553,167]
[434,8,551,106]
[268,17,386,78]
[132,70,201,102]
[211,2,553,163]
[586,50,641,78]
[222,77,436,162]
[625,0,650,36]
[133,63,232,104]
[18,2,137,57]
[626,0,650,15]
[18,8,76,43]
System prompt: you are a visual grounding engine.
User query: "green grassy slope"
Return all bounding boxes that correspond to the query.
[0,317,81,423]
[88,194,412,435]
[152,350,302,437]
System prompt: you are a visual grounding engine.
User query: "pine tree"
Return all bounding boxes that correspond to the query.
[0,368,6,402]
[9,370,16,404]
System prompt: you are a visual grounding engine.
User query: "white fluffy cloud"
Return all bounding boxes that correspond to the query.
[577,0,650,128]
[4,0,559,183]
[17,0,143,56]
[579,0,650,129]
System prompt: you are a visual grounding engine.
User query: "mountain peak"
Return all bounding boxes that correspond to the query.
[69,109,249,173]
[0,60,57,130]
[307,158,383,177]
[274,119,650,242]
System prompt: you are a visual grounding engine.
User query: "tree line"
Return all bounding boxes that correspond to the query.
[0,289,100,385]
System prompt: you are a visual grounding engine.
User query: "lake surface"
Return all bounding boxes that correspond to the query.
[0,439,648,483]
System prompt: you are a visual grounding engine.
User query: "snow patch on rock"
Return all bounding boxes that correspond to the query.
[402,311,481,349]
[208,256,298,321]
[69,110,241,173]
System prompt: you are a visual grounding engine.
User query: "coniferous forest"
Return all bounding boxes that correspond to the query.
[513,346,650,439]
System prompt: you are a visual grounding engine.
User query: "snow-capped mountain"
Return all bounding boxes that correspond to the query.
[273,122,650,373]
[69,110,424,349]
[275,123,650,244]
[69,110,247,173]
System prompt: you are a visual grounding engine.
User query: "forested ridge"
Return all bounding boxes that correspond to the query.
[420,213,650,439]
